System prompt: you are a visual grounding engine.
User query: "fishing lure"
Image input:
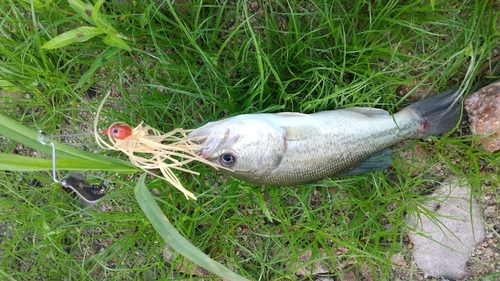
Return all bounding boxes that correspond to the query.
[94,91,220,200]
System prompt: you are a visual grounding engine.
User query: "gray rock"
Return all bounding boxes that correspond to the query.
[407,180,485,279]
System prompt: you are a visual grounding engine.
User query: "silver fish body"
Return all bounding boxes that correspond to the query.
[190,88,461,186]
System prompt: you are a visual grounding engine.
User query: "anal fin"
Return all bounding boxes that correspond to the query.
[338,149,392,176]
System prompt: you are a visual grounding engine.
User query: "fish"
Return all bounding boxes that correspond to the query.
[189,88,462,186]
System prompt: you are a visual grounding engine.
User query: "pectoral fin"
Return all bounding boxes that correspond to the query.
[338,149,392,176]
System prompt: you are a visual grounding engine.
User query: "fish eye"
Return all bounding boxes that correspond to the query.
[112,128,120,135]
[219,153,236,167]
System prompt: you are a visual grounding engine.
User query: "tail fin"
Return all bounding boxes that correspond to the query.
[407,88,462,138]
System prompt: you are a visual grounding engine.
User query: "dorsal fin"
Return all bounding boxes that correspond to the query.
[276,112,309,117]
[342,107,390,116]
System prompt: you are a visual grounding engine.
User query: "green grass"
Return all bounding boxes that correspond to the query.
[1,0,500,280]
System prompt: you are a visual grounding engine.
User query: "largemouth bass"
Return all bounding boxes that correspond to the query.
[190,88,461,186]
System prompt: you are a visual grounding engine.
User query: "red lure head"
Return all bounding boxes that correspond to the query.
[103,124,133,140]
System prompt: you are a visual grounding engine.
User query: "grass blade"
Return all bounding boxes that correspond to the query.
[67,0,95,25]
[102,34,131,51]
[0,153,137,172]
[134,173,251,281]
[0,113,136,170]
[41,26,104,49]
[74,46,120,89]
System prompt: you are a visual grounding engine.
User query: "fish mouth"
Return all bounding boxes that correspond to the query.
[189,126,238,159]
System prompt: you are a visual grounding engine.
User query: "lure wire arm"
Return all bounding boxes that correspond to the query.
[37,131,62,184]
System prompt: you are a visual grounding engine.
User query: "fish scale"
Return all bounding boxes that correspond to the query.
[258,121,405,185]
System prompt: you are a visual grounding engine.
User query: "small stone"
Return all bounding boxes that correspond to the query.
[407,179,485,279]
[390,253,408,267]
[288,249,330,276]
[484,248,495,258]
[315,277,335,281]
[162,245,209,277]
[483,205,497,217]
[150,188,161,196]
[464,81,500,152]
[342,269,357,281]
